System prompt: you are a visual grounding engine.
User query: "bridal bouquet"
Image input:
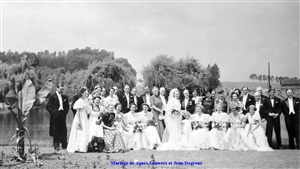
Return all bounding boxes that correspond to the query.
[147,119,157,127]
[133,121,143,133]
[214,122,226,130]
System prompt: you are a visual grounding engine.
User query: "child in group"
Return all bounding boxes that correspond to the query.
[181,112,193,149]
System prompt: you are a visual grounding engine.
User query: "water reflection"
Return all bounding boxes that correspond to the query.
[0,107,74,146]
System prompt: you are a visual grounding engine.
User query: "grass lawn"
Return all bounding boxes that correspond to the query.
[0,146,299,168]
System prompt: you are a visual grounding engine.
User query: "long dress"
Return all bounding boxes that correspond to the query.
[181,119,193,149]
[88,106,105,141]
[157,98,187,151]
[138,111,161,149]
[208,111,228,149]
[67,98,91,153]
[220,113,248,151]
[150,95,165,141]
[102,112,127,153]
[241,113,273,151]
[190,113,211,149]
[123,111,138,150]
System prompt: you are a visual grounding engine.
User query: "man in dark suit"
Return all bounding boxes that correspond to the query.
[181,89,196,115]
[141,86,152,106]
[263,89,282,149]
[119,84,134,113]
[281,88,299,149]
[46,83,69,152]
[239,86,255,115]
[131,87,143,112]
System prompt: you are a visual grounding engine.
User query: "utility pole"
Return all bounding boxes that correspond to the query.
[268,62,271,90]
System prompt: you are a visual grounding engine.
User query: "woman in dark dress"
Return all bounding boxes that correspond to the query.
[202,89,215,116]
[102,104,128,153]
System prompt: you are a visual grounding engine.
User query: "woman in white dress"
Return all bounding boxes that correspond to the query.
[220,103,248,151]
[209,104,229,150]
[67,87,91,153]
[88,96,105,142]
[103,88,119,108]
[123,104,138,150]
[190,104,211,150]
[241,105,273,151]
[138,103,161,149]
[157,89,185,151]
[181,113,193,149]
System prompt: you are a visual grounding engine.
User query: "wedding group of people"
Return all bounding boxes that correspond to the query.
[46,83,299,154]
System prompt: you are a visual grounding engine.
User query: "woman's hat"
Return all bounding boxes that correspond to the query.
[202,89,213,96]
[142,103,150,109]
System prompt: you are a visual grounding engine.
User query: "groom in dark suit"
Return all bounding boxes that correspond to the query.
[181,89,196,115]
[262,89,282,149]
[46,83,69,152]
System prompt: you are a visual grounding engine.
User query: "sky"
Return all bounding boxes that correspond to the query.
[1,0,299,82]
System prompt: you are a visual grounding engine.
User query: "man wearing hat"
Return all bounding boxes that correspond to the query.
[262,88,282,149]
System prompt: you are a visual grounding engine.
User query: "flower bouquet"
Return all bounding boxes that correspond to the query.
[133,121,143,133]
[147,119,157,127]
[214,122,225,130]
[191,121,200,130]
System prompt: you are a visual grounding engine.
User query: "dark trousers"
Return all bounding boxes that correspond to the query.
[265,117,281,148]
[284,114,299,149]
[52,112,68,150]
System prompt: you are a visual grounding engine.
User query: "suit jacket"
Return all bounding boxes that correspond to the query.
[46,92,69,136]
[254,100,265,120]
[262,97,281,120]
[281,97,300,116]
[239,94,255,114]
[141,93,152,104]
[119,92,134,113]
[181,98,196,114]
[133,95,143,112]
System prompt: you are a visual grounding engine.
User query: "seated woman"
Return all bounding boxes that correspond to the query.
[88,96,105,142]
[220,103,248,151]
[190,104,211,150]
[138,103,161,150]
[123,104,139,150]
[67,87,91,153]
[208,104,228,150]
[102,104,127,153]
[241,105,273,151]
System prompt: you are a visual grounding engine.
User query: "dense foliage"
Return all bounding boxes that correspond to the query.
[0,47,137,99]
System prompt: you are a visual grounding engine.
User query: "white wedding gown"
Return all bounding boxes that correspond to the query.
[157,98,196,151]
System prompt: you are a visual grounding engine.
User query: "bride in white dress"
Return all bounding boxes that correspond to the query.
[157,88,186,151]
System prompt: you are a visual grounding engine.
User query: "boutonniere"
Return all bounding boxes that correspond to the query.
[63,99,66,101]
[248,99,251,101]
[189,101,192,105]
[130,95,133,98]
[296,101,299,104]
[276,101,278,103]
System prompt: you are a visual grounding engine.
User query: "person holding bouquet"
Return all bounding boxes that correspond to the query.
[180,112,194,149]
[157,89,185,151]
[190,104,211,150]
[220,103,248,151]
[241,105,273,151]
[208,104,229,150]
[138,103,161,149]
[124,104,139,150]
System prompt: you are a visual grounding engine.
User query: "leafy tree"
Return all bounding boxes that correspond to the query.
[206,63,221,89]
[257,75,262,81]
[249,74,257,81]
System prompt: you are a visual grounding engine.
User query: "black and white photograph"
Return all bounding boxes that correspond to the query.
[0,0,299,168]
